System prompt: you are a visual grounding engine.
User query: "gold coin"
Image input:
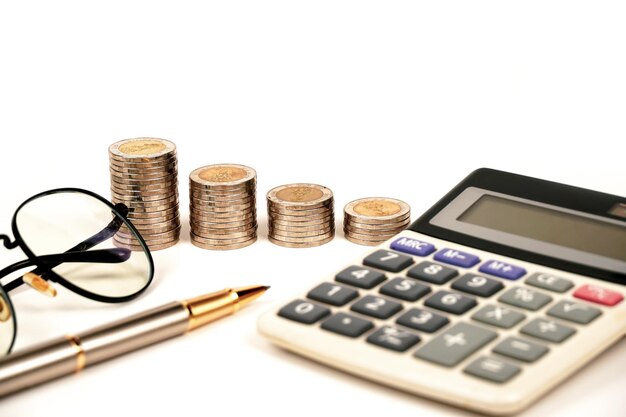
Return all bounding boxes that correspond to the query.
[268,229,334,243]
[344,217,410,231]
[268,234,333,248]
[190,235,257,250]
[267,184,333,209]
[189,201,255,214]
[109,138,176,161]
[113,193,178,207]
[114,237,178,252]
[190,164,256,188]
[189,232,258,245]
[109,154,178,169]
[267,202,333,216]
[114,227,181,245]
[110,160,177,174]
[121,221,181,237]
[111,184,176,197]
[111,189,178,202]
[191,227,257,239]
[344,212,410,226]
[269,216,334,228]
[191,223,257,236]
[189,188,256,202]
[343,222,409,235]
[343,228,398,241]
[269,226,334,238]
[109,167,177,181]
[344,198,410,223]
[267,210,333,222]
[190,195,256,208]
[125,212,180,226]
[270,221,334,233]
[191,217,256,229]
[189,209,256,223]
[111,176,179,189]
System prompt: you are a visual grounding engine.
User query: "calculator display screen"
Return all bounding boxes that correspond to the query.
[458,195,626,262]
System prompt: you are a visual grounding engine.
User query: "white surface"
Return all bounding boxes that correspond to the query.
[0,1,624,416]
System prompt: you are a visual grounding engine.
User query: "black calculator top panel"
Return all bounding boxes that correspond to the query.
[410,168,626,285]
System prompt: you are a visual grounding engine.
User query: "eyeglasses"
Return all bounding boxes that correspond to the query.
[0,188,154,355]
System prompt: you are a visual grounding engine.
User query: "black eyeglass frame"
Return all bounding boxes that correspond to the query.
[0,187,155,303]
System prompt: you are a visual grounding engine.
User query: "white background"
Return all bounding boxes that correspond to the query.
[0,1,624,416]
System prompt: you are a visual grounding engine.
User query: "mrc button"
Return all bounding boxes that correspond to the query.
[390,237,436,257]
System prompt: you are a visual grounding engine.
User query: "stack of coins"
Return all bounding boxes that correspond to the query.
[189,164,257,250]
[267,184,334,248]
[109,138,180,251]
[343,197,410,245]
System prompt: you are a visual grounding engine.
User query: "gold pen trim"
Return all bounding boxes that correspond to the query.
[65,335,86,372]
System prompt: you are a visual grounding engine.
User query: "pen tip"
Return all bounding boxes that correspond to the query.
[264,285,271,291]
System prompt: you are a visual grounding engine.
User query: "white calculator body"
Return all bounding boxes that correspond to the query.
[257,168,626,415]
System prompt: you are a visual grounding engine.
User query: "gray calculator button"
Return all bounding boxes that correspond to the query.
[351,295,403,319]
[520,318,576,343]
[546,300,602,324]
[471,305,526,329]
[336,266,386,289]
[424,291,477,315]
[451,274,504,297]
[380,277,431,301]
[363,250,415,272]
[414,322,498,367]
[307,282,359,306]
[407,261,458,285]
[464,356,521,383]
[366,326,421,352]
[493,337,549,363]
[278,300,331,324]
[526,273,574,293]
[498,287,553,311]
[396,308,449,333]
[321,312,374,337]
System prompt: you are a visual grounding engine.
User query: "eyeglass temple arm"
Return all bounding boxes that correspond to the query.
[0,248,132,292]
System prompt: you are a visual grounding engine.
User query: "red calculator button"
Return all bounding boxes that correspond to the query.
[573,285,623,306]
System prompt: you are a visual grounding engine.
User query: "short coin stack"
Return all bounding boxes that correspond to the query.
[343,197,410,245]
[109,138,180,251]
[267,184,334,248]
[189,164,257,250]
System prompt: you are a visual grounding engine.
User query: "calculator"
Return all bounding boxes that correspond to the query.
[257,168,626,415]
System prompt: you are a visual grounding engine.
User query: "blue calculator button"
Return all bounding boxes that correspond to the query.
[434,249,480,268]
[479,260,526,280]
[390,237,436,257]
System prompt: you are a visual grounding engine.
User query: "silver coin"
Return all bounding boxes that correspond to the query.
[189,201,255,213]
[267,204,334,217]
[344,198,410,224]
[189,232,258,245]
[113,193,178,207]
[344,217,411,231]
[269,226,334,238]
[114,237,179,251]
[110,160,178,174]
[111,177,179,190]
[190,209,256,223]
[111,189,178,202]
[125,211,180,225]
[343,235,388,246]
[343,228,398,241]
[269,221,334,233]
[189,188,256,202]
[109,168,177,181]
[268,214,334,228]
[191,217,256,229]
[343,223,408,235]
[109,154,178,169]
[268,229,335,243]
[120,221,181,237]
[191,227,257,239]
[190,195,256,208]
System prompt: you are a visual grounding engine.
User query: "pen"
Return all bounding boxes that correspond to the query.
[0,285,269,397]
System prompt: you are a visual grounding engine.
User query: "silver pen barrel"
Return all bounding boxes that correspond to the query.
[0,301,189,397]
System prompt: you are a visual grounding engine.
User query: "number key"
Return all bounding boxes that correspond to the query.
[351,295,403,319]
[335,265,386,289]
[363,250,415,272]
[307,282,359,306]
[407,261,458,284]
[451,274,504,297]
[424,290,477,314]
[396,308,449,333]
[278,300,331,324]
[379,277,431,301]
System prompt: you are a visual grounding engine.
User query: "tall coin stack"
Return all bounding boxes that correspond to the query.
[189,164,257,250]
[267,184,334,248]
[109,138,180,251]
[343,197,410,245]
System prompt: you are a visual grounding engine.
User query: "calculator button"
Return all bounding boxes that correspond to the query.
[363,250,415,273]
[321,312,374,337]
[366,326,421,352]
[451,274,504,297]
[396,308,449,333]
[278,300,331,324]
[479,260,526,280]
[335,266,386,289]
[520,318,576,343]
[464,356,521,383]
[498,287,553,311]
[414,322,498,367]
[433,248,480,268]
[471,305,526,329]
[390,237,436,257]
[546,300,602,324]
[573,284,623,306]
[351,295,403,319]
[525,273,574,293]
[379,277,431,301]
[307,283,359,306]
[425,291,477,315]
[492,337,549,363]
[407,261,458,284]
